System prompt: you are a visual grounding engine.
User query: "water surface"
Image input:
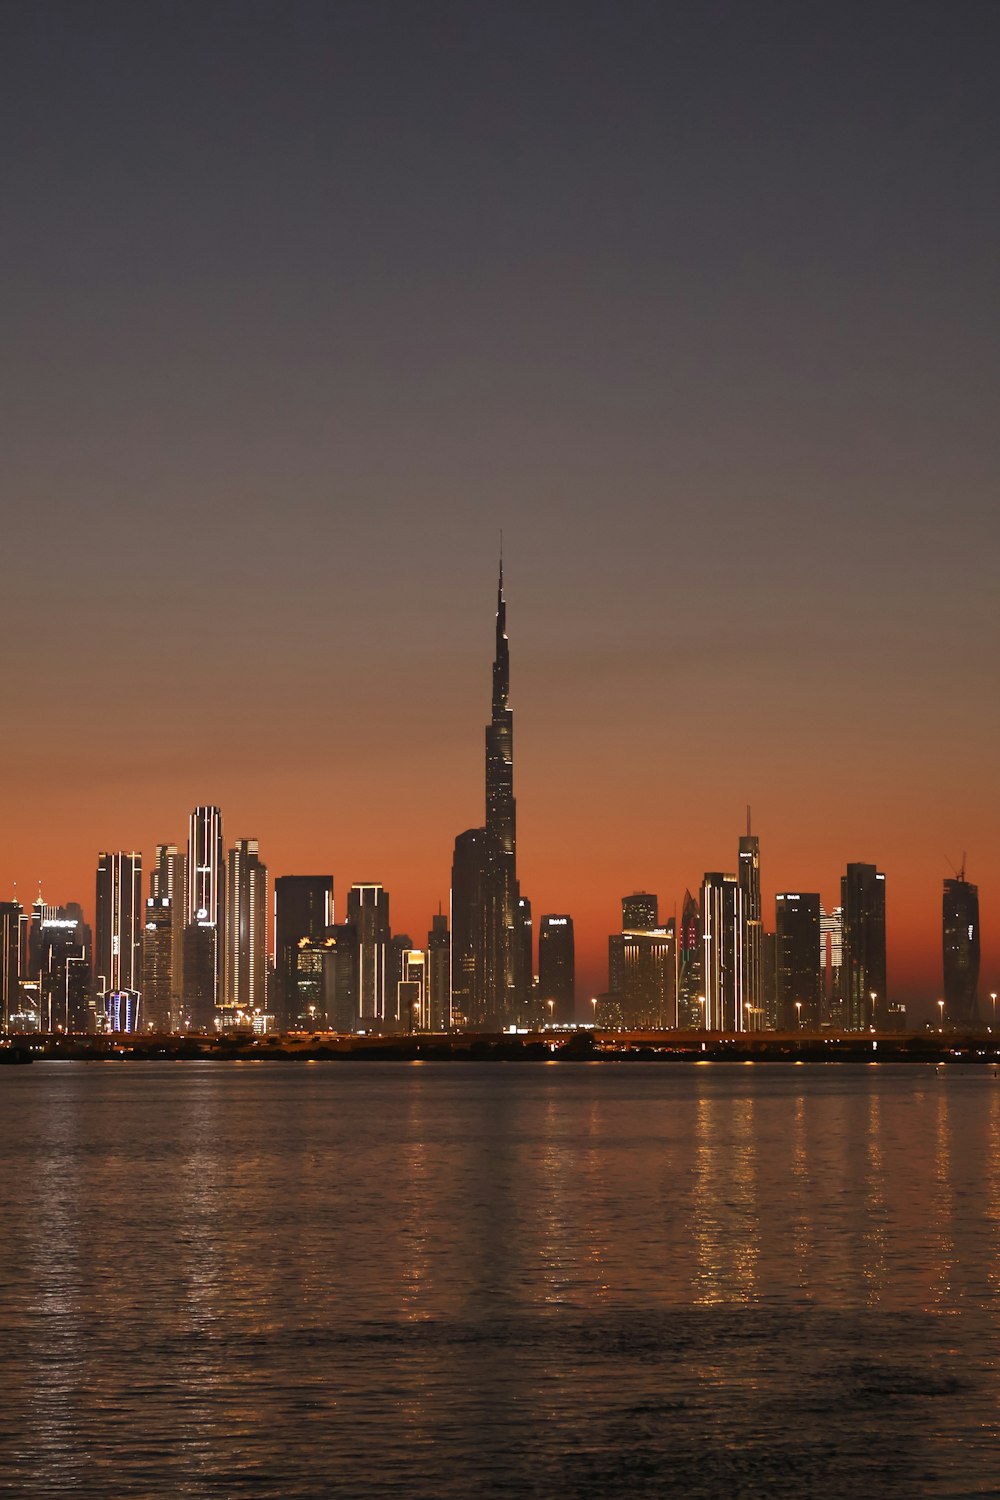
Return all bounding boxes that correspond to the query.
[1,1062,998,1496]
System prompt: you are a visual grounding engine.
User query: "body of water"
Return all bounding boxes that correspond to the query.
[1,1062,998,1497]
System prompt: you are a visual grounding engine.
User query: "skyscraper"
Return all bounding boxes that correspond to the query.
[738,814,764,1031]
[775,892,822,1030]
[819,903,844,1024]
[677,889,702,1028]
[451,826,487,1027]
[347,883,390,1028]
[841,863,887,1030]
[150,843,186,1024]
[186,805,224,1026]
[943,868,980,1026]
[225,838,268,1021]
[483,559,519,1028]
[0,901,20,1031]
[274,875,334,1031]
[614,894,676,1028]
[538,914,575,1024]
[94,851,143,998]
[701,872,744,1031]
[427,911,451,1031]
[142,896,174,1031]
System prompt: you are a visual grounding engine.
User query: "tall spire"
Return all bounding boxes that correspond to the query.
[493,551,509,716]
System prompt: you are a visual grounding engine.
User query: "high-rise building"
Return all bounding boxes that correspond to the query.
[622,922,676,1029]
[841,863,887,1030]
[399,948,427,1029]
[141,897,174,1031]
[0,901,21,1031]
[427,912,451,1031]
[943,869,980,1026]
[515,895,533,1020]
[451,827,487,1027]
[701,872,744,1031]
[274,876,334,1032]
[484,560,520,1028]
[225,839,268,1021]
[150,844,186,1023]
[324,923,358,1032]
[614,894,675,1028]
[538,915,575,1024]
[37,908,90,1032]
[348,883,390,1028]
[622,892,658,931]
[739,815,764,1031]
[775,892,822,1030]
[819,903,844,1024]
[94,852,143,998]
[186,805,225,1025]
[677,889,702,1028]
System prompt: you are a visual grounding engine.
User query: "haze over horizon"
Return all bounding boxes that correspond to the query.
[2,1,998,1020]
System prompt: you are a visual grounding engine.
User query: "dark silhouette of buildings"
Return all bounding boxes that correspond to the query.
[943,868,980,1025]
[775,891,822,1030]
[842,863,887,1030]
[538,914,575,1024]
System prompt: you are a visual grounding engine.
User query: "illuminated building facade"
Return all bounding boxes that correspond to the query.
[483,561,520,1028]
[274,875,334,1032]
[622,922,676,1029]
[37,908,90,1032]
[700,872,744,1031]
[775,891,822,1030]
[186,805,225,1024]
[94,851,143,998]
[842,863,887,1030]
[0,901,20,1030]
[820,903,844,1023]
[150,844,186,1024]
[347,882,390,1028]
[225,838,267,1021]
[676,889,702,1028]
[943,871,980,1026]
[538,914,575,1024]
[141,898,174,1031]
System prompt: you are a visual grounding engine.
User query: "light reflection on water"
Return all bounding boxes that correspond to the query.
[0,1062,999,1497]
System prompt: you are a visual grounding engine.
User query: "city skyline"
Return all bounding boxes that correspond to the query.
[0,562,993,1028]
[1,5,997,1022]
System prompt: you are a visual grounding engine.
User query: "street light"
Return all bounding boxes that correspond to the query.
[697,996,706,1031]
[795,1000,802,1031]
[547,998,554,1027]
[938,999,945,1032]
[591,997,598,1027]
[870,990,877,1031]
[991,992,997,1031]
